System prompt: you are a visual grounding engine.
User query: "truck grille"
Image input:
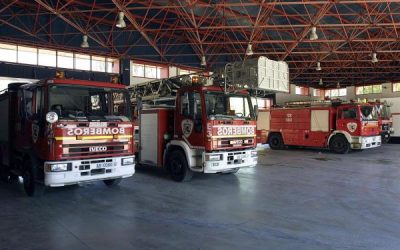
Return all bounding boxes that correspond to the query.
[216,137,254,149]
[62,142,128,157]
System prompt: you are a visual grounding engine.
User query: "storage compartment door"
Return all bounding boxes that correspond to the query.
[139,113,158,165]
[311,110,329,132]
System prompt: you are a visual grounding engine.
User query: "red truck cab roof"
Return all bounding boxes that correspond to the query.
[42,78,127,89]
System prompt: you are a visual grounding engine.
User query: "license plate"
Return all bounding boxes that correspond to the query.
[96,162,113,168]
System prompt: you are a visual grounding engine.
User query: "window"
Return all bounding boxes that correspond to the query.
[132,62,168,79]
[145,65,157,78]
[205,92,255,119]
[325,88,347,98]
[295,86,309,96]
[91,56,106,72]
[57,51,74,69]
[313,88,324,98]
[343,107,357,119]
[255,98,272,110]
[356,84,382,95]
[132,63,145,77]
[0,43,17,63]
[106,58,119,73]
[179,69,190,75]
[18,46,37,65]
[38,49,56,67]
[35,87,43,115]
[75,53,91,71]
[393,83,400,92]
[0,42,119,74]
[179,68,198,76]
[23,89,34,118]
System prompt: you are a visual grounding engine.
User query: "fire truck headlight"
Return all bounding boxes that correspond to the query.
[122,157,135,166]
[205,154,222,161]
[46,112,59,124]
[46,163,71,172]
[251,150,258,157]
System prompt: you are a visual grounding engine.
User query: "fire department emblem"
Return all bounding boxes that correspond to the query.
[181,119,194,138]
[347,122,358,133]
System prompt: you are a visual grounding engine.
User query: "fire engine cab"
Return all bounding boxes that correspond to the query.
[0,78,135,196]
[258,101,381,153]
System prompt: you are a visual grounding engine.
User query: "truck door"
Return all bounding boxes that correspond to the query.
[15,88,34,149]
[176,91,204,148]
[336,106,359,136]
[15,87,45,154]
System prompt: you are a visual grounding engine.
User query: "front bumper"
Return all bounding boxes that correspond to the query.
[351,135,381,149]
[44,155,135,187]
[202,149,257,174]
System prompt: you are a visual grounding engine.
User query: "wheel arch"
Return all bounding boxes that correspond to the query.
[328,131,351,146]
[164,140,194,168]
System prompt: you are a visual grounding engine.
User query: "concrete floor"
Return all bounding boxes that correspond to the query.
[1,145,400,250]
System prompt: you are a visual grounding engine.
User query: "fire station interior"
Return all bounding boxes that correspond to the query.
[1,1,400,249]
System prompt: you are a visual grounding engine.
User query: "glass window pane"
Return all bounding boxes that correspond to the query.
[339,88,347,96]
[330,89,339,97]
[92,56,106,72]
[394,83,400,92]
[0,43,17,63]
[18,46,37,65]
[75,53,91,71]
[325,90,330,97]
[180,69,189,75]
[132,63,144,77]
[38,49,56,67]
[356,87,363,95]
[295,86,301,95]
[57,51,74,69]
[106,58,119,73]
[145,65,157,78]
[364,86,372,94]
[373,85,382,93]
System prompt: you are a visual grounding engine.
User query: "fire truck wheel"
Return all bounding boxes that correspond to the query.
[103,178,122,186]
[22,157,45,197]
[168,150,193,182]
[329,135,350,154]
[268,133,284,150]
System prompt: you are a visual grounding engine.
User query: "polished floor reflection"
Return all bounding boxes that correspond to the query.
[1,144,400,249]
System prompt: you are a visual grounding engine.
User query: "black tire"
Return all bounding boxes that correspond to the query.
[22,157,45,197]
[268,133,284,150]
[167,150,193,182]
[104,178,122,186]
[329,135,350,154]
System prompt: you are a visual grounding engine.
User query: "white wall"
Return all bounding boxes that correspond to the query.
[275,84,322,105]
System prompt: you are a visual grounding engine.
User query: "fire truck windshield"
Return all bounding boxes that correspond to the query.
[360,105,378,121]
[205,91,255,120]
[48,85,131,122]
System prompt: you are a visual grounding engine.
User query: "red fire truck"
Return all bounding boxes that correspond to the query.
[259,101,381,153]
[129,75,259,181]
[0,78,135,196]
